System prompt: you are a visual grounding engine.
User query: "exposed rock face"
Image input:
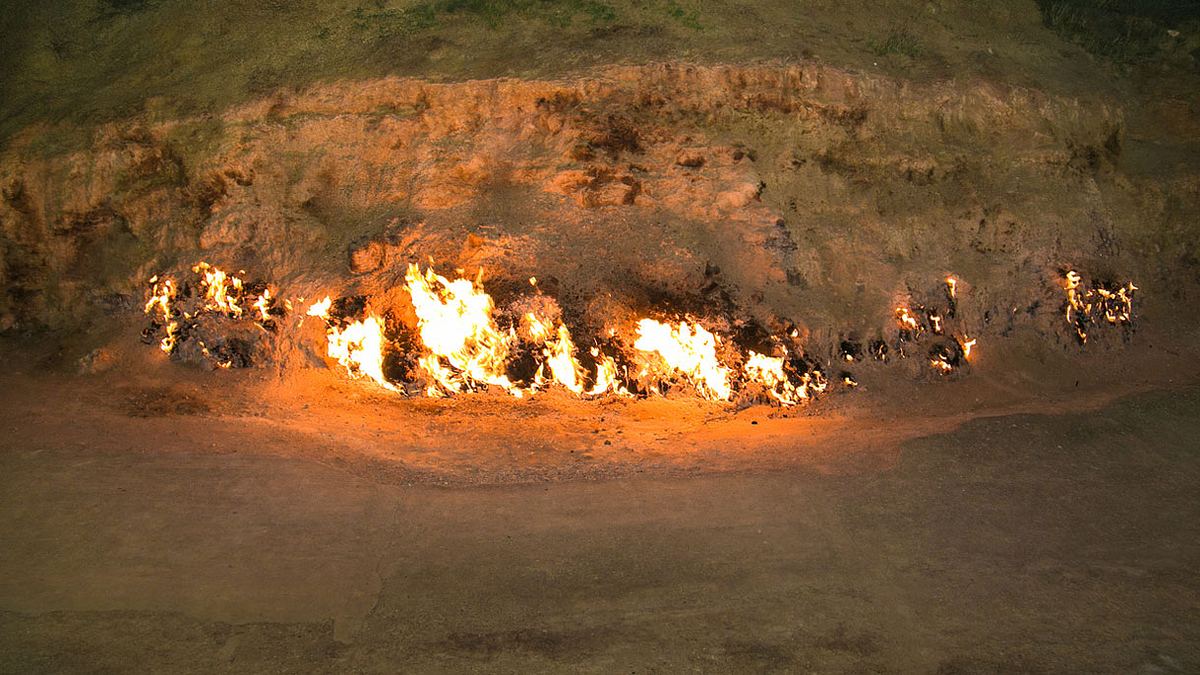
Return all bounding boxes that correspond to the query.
[0,63,1193,349]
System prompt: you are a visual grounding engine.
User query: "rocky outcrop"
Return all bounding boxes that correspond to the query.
[0,62,1189,348]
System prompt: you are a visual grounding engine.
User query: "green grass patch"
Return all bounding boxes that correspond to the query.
[868,26,921,58]
[351,0,618,36]
[665,1,701,30]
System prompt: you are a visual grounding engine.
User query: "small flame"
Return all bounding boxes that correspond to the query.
[1064,270,1084,341]
[253,288,274,323]
[958,335,977,360]
[144,276,174,316]
[634,319,732,401]
[326,315,397,392]
[802,369,829,395]
[192,262,245,318]
[742,350,801,406]
[160,321,179,353]
[307,296,333,319]
[526,313,586,395]
[946,276,958,300]
[144,276,179,353]
[587,347,630,397]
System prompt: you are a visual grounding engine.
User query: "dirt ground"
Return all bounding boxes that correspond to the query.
[1,381,1198,672]
[0,326,1198,671]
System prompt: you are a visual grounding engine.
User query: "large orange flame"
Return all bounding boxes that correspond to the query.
[633,319,732,401]
[306,296,396,391]
[405,264,520,397]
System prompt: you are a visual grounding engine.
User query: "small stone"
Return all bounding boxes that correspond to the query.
[716,182,760,209]
[77,348,116,375]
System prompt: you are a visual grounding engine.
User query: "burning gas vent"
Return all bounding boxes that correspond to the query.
[141,263,1137,406]
[1061,269,1137,345]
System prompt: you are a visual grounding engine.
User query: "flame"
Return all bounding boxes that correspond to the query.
[958,335,977,360]
[326,315,397,392]
[144,276,179,353]
[159,322,178,353]
[253,288,274,323]
[192,262,245,318]
[586,347,629,397]
[307,296,333,319]
[1096,284,1137,324]
[896,306,920,332]
[1064,270,1085,342]
[305,297,395,391]
[634,319,732,401]
[1062,270,1136,344]
[930,355,954,373]
[525,312,552,342]
[802,368,828,395]
[405,264,519,397]
[869,340,889,362]
[143,263,273,362]
[525,312,632,397]
[144,263,1091,408]
[742,350,801,405]
[526,313,587,395]
[542,325,587,395]
[144,275,174,316]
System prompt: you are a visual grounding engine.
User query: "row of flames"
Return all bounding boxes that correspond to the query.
[300,264,832,404]
[141,262,1135,405]
[144,262,287,366]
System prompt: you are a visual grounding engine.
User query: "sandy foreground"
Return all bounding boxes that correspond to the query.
[1,375,1198,671]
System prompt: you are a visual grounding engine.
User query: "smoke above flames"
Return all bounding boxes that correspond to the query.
[141,262,1137,406]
